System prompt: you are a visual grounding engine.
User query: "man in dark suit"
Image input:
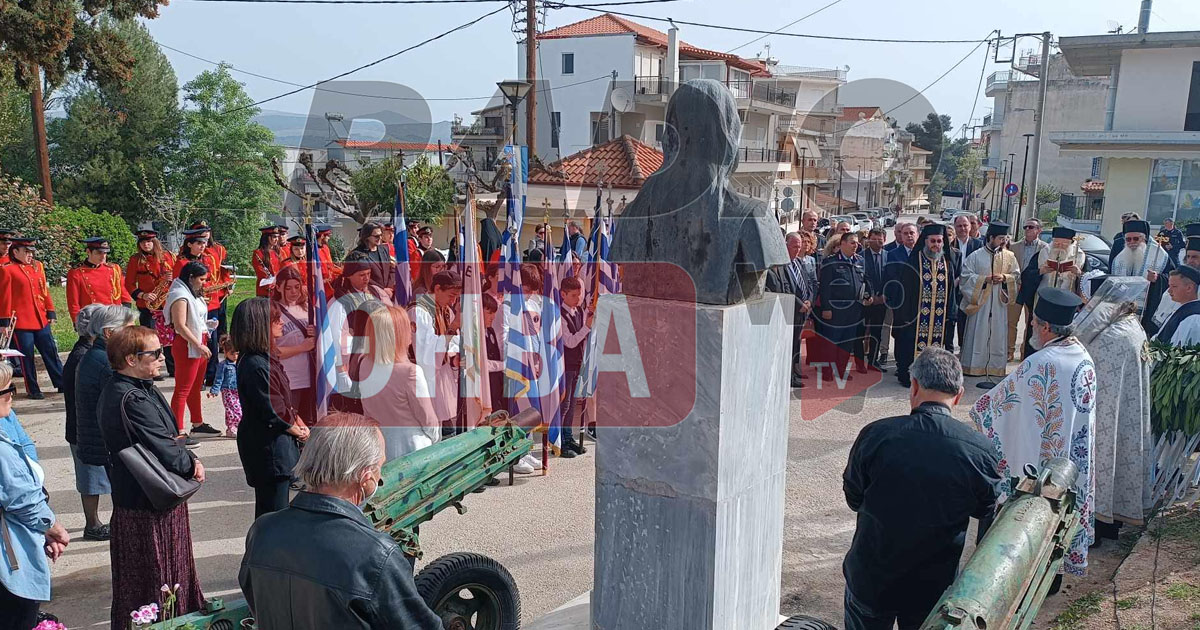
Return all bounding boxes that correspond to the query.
[861,228,889,372]
[883,223,905,253]
[766,232,813,388]
[948,214,982,353]
[881,222,918,365]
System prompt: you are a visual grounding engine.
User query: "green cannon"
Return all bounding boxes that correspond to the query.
[147,419,534,630]
[918,457,1082,630]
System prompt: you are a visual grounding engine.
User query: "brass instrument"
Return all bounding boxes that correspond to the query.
[201,265,237,298]
[146,267,173,311]
[0,312,15,348]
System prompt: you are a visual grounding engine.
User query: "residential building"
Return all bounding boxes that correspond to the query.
[519,13,846,216]
[1052,30,1200,236]
[526,134,663,228]
[834,106,892,212]
[450,100,512,185]
[907,146,933,211]
[980,53,1109,223]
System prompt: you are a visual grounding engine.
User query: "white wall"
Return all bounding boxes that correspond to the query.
[1100,157,1153,236]
[1114,47,1200,131]
[518,34,635,162]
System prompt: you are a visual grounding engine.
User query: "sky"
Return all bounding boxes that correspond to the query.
[145,0,1200,133]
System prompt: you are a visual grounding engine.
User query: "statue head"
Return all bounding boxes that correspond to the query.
[661,79,742,183]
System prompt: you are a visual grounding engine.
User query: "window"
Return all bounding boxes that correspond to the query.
[1146,159,1200,225]
[1187,62,1200,131]
[562,53,575,75]
[485,146,498,170]
[551,112,561,149]
[654,123,665,142]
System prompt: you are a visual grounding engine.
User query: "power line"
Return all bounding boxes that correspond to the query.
[726,0,849,54]
[880,32,996,118]
[551,4,992,44]
[161,41,611,104]
[965,39,992,135]
[183,0,679,5]
[223,3,511,115]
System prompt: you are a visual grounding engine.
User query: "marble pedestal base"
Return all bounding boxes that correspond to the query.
[526,592,789,630]
[591,294,793,630]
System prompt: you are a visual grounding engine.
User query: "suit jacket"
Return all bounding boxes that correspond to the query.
[883,241,899,253]
[883,245,914,309]
[766,258,813,325]
[1009,239,1049,277]
[862,248,887,298]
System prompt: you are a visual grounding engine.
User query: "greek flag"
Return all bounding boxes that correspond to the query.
[539,248,566,449]
[575,198,619,398]
[306,223,338,418]
[392,178,414,307]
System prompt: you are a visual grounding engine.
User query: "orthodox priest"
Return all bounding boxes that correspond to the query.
[960,222,1020,377]
[1076,275,1152,536]
[889,223,958,388]
[970,286,1096,578]
[1110,219,1174,334]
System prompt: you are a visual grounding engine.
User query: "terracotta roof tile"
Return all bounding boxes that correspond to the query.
[1081,179,1105,193]
[529,135,664,189]
[540,13,770,76]
[839,106,884,122]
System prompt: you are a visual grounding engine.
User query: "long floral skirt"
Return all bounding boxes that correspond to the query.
[109,502,206,628]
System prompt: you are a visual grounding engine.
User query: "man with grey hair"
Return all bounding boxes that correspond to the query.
[842,347,1001,630]
[971,286,1096,580]
[240,413,443,629]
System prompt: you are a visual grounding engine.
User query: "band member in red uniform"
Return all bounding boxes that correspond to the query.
[0,229,15,376]
[127,228,177,378]
[251,225,282,298]
[65,237,133,322]
[280,234,310,279]
[382,221,397,260]
[0,228,16,264]
[314,224,341,296]
[5,237,64,399]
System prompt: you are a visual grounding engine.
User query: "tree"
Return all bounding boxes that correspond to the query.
[46,205,137,266]
[174,65,283,272]
[50,19,181,224]
[0,0,171,201]
[905,113,952,177]
[1036,183,1062,208]
[351,154,454,224]
[0,172,72,282]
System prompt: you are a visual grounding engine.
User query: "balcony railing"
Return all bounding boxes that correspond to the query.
[739,147,792,163]
[986,71,1010,93]
[1059,194,1104,222]
[725,80,798,109]
[452,123,504,137]
[633,75,667,96]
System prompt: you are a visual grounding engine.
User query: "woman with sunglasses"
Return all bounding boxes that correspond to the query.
[97,326,205,629]
[165,262,219,441]
[0,362,71,630]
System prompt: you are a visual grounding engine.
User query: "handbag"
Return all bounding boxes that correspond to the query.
[115,389,202,511]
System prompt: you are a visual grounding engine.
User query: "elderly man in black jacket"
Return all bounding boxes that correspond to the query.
[842,347,1001,630]
[239,414,443,630]
[766,232,813,388]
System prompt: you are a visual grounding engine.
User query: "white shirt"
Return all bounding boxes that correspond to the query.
[1169,300,1200,348]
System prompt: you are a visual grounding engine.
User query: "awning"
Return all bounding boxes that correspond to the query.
[1051,131,1200,160]
[906,198,930,207]
[789,134,822,160]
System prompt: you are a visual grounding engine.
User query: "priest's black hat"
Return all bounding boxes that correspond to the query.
[1125,220,1150,236]
[986,221,1010,238]
[1187,223,1200,238]
[1189,236,1200,253]
[920,223,945,238]
[1176,265,1200,286]
[1052,226,1076,239]
[1034,286,1083,326]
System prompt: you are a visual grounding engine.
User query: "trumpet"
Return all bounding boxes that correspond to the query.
[0,312,15,348]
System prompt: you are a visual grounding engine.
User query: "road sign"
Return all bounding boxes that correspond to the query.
[1005,183,1019,198]
[781,198,795,212]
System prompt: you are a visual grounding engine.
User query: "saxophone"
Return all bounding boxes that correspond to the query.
[146,259,173,311]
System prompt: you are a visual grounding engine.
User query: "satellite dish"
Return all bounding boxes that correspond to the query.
[610,88,634,113]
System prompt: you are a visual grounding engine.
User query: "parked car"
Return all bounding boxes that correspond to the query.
[849,212,875,232]
[1036,230,1112,273]
[867,207,896,227]
[941,207,958,221]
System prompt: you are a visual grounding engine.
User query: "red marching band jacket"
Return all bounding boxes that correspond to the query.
[3,259,55,329]
[66,262,133,322]
[251,247,282,298]
[126,252,176,311]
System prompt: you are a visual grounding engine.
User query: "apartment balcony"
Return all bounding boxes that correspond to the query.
[982,113,1003,132]
[986,71,1010,96]
[452,122,505,137]
[737,146,792,172]
[1016,54,1043,78]
[725,80,798,113]
[633,75,669,101]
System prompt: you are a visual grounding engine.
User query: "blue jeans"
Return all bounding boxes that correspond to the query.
[15,325,63,396]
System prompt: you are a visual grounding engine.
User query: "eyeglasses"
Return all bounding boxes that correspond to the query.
[137,348,165,359]
[0,385,14,397]
[1023,225,1038,230]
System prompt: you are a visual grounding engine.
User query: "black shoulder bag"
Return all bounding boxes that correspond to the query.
[115,389,202,511]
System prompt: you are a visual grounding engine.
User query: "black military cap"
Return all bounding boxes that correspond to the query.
[79,237,111,251]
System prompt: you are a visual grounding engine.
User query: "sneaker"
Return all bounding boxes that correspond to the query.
[564,438,587,455]
[520,453,543,470]
[182,436,199,448]
[191,423,221,436]
[225,428,238,439]
[586,424,597,440]
[513,460,535,474]
[82,524,111,541]
[559,447,577,459]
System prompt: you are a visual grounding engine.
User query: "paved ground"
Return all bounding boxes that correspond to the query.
[19,212,1107,629]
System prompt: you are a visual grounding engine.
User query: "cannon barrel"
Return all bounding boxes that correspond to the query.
[919,457,1081,630]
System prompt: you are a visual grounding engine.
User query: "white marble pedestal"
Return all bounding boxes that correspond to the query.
[585,293,793,630]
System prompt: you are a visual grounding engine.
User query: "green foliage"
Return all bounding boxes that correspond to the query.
[45,205,136,267]
[1115,597,1139,610]
[1148,340,1200,434]
[1049,591,1104,630]
[0,66,32,178]
[350,154,454,225]
[50,19,181,225]
[1167,582,1200,601]
[0,172,72,281]
[174,65,282,274]
[1037,183,1063,208]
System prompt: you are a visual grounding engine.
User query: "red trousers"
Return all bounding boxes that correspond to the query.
[171,335,207,432]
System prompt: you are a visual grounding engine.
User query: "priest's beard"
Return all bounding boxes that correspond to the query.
[924,247,943,260]
[1030,332,1045,351]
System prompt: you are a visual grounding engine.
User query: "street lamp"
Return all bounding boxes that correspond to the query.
[835,156,844,206]
[1006,152,1017,221]
[497,80,532,146]
[1019,133,1034,226]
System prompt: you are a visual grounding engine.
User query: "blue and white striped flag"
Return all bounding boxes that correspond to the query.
[307,223,338,418]
[539,244,566,449]
[575,196,619,398]
[392,177,414,307]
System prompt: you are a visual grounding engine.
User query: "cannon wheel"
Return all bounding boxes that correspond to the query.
[776,614,838,630]
[415,552,520,630]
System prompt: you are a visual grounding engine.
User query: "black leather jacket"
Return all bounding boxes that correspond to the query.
[75,336,115,466]
[239,492,442,630]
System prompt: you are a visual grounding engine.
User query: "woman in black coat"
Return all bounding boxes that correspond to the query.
[63,304,112,540]
[97,326,206,629]
[230,298,309,518]
[75,305,137,468]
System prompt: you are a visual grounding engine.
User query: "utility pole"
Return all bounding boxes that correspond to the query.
[29,65,52,204]
[1019,133,1034,210]
[1006,152,1016,221]
[799,147,807,212]
[1021,31,1052,228]
[525,0,538,154]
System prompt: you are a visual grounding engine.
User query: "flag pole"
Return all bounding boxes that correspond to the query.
[301,193,319,425]
[455,186,471,434]
[541,202,552,474]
